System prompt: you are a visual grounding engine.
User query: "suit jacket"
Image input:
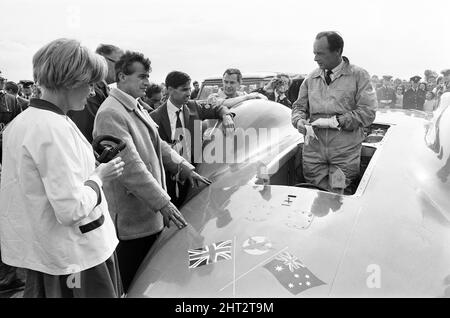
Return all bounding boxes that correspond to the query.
[69,81,109,143]
[150,99,230,164]
[93,88,194,240]
[403,88,426,110]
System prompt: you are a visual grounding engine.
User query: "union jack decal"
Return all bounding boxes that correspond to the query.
[188,240,232,269]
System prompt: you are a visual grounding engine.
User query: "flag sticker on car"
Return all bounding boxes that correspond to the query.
[263,251,325,294]
[188,240,232,269]
[242,236,273,255]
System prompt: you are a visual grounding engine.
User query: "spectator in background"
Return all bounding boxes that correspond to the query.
[68,43,124,142]
[394,85,404,108]
[376,75,396,108]
[252,73,292,108]
[141,83,163,111]
[419,82,427,92]
[190,81,200,99]
[423,91,438,113]
[4,81,30,111]
[18,80,34,100]
[403,76,426,110]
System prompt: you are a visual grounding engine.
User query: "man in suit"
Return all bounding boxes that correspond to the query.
[376,75,396,108]
[93,51,211,292]
[150,71,234,207]
[403,76,426,110]
[69,44,124,142]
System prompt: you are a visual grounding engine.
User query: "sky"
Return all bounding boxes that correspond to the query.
[1,0,449,84]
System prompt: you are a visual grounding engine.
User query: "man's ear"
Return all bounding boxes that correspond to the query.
[117,72,126,82]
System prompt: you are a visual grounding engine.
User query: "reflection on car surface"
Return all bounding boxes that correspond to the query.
[128,96,450,298]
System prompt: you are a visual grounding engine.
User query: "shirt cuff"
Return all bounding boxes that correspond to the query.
[85,175,103,207]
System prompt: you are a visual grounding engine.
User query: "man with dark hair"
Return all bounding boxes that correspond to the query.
[93,52,211,292]
[403,76,426,110]
[190,80,200,99]
[69,43,124,142]
[207,68,266,109]
[292,31,377,194]
[377,75,396,108]
[150,71,234,207]
[141,83,163,111]
[4,81,30,111]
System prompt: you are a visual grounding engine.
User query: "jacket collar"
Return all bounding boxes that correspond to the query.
[29,98,65,115]
[158,101,174,142]
[311,56,351,79]
[109,87,138,111]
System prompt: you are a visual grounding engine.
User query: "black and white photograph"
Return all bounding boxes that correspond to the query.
[1,0,450,304]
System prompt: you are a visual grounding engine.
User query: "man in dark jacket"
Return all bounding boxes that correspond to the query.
[403,76,426,110]
[150,71,234,207]
[68,44,123,142]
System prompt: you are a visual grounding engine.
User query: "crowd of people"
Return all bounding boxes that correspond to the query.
[371,70,450,112]
[0,32,450,298]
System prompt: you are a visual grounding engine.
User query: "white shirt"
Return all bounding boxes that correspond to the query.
[0,106,118,275]
[167,98,185,141]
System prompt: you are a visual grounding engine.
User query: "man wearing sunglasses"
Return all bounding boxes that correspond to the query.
[69,44,124,142]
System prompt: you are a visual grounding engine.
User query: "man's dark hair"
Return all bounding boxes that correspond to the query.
[4,81,19,94]
[115,51,151,82]
[193,81,198,85]
[95,44,121,56]
[223,68,242,83]
[316,31,344,55]
[165,71,191,89]
[145,83,162,98]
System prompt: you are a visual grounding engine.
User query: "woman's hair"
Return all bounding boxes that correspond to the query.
[33,38,107,90]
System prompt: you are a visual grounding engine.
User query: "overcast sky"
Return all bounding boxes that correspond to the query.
[1,0,449,84]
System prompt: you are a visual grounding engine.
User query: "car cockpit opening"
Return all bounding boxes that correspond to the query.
[252,123,391,196]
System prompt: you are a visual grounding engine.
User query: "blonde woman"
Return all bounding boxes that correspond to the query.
[0,38,124,297]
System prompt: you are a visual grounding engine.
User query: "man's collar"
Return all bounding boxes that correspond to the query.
[110,87,138,111]
[331,58,345,74]
[311,56,351,78]
[167,98,183,113]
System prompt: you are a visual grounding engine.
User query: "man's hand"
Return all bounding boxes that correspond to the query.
[222,114,235,135]
[92,157,125,183]
[186,169,212,188]
[160,201,187,229]
[296,119,308,135]
[310,116,340,129]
